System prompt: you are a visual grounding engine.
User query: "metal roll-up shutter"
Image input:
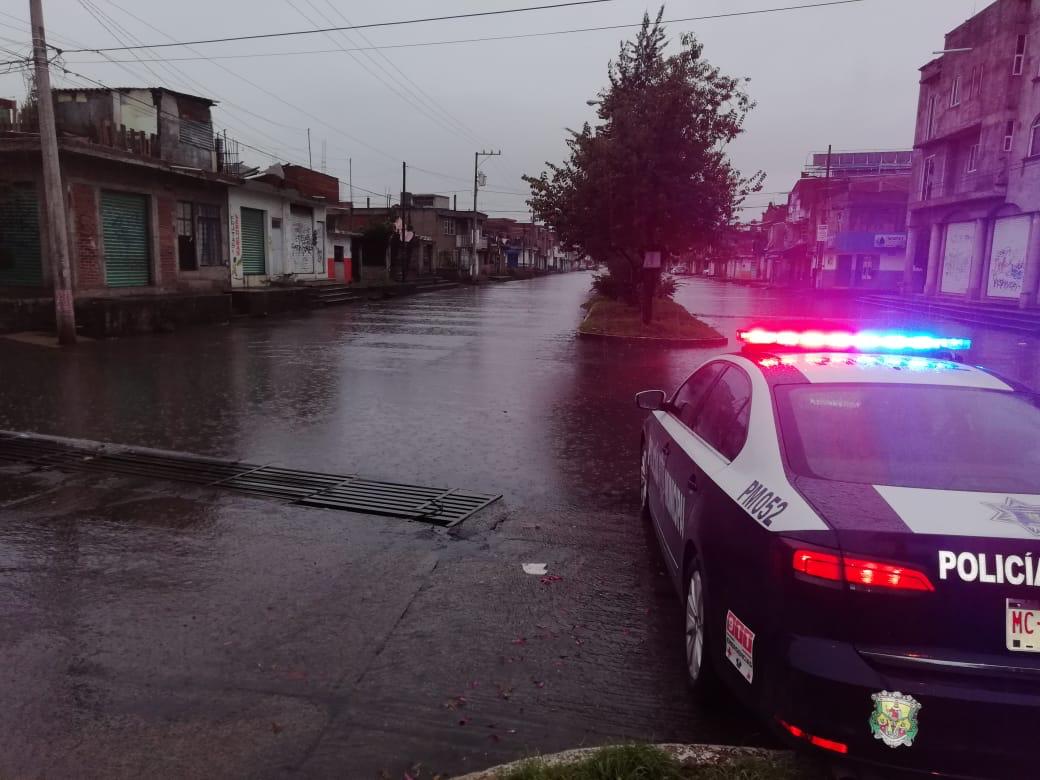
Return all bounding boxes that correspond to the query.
[0,183,43,286]
[101,191,151,287]
[240,207,266,275]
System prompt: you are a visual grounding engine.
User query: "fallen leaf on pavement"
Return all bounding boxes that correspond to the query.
[271,722,282,734]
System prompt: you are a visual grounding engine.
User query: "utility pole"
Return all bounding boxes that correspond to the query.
[30,0,75,344]
[817,144,833,290]
[400,161,407,282]
[472,149,501,280]
[348,157,353,234]
[307,128,312,168]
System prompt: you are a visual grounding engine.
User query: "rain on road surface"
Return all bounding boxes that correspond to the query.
[0,273,1037,778]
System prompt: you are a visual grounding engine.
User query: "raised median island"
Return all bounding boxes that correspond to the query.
[578,295,728,347]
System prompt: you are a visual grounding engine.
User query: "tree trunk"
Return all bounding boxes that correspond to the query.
[640,268,659,324]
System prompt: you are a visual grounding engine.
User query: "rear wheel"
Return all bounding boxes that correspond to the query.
[684,558,718,695]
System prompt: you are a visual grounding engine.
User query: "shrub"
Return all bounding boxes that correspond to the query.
[591,271,677,302]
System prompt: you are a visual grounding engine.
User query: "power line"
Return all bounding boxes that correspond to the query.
[61,1,868,63]
[313,0,483,145]
[58,1,615,53]
[283,0,478,146]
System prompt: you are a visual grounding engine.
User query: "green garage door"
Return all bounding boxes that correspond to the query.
[240,207,266,275]
[101,191,151,287]
[0,184,43,286]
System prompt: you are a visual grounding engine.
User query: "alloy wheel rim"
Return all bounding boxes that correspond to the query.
[685,572,704,681]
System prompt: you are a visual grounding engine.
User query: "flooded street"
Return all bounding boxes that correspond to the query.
[1,273,1038,778]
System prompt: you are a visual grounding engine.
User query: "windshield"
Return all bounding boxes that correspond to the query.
[776,384,1040,493]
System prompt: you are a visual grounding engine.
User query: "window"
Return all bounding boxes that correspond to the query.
[922,155,939,200]
[1013,34,1026,76]
[966,143,980,172]
[1004,121,1016,152]
[442,218,456,236]
[925,94,938,139]
[692,367,752,461]
[176,200,196,271]
[1031,117,1040,158]
[970,64,983,98]
[776,385,1040,493]
[950,75,961,107]
[671,362,726,430]
[197,204,222,266]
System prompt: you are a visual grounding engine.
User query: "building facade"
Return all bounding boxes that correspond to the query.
[0,87,234,298]
[908,0,1040,306]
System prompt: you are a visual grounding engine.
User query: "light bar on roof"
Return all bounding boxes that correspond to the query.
[737,328,971,353]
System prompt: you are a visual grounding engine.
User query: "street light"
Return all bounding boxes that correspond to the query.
[933,48,973,54]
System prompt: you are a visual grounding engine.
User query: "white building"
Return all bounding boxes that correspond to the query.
[228,180,328,287]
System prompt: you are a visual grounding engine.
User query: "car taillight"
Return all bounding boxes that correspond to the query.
[792,550,841,581]
[792,549,934,592]
[844,557,935,592]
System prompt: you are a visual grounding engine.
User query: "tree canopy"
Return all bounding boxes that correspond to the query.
[525,9,763,285]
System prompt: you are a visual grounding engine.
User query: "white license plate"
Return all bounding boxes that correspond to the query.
[1006,599,1040,653]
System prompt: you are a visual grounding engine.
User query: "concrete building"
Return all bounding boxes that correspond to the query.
[0,86,237,334]
[353,194,486,277]
[228,164,336,288]
[817,175,911,289]
[908,0,1040,306]
[762,151,913,288]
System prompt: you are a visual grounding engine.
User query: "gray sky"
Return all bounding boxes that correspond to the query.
[0,0,984,220]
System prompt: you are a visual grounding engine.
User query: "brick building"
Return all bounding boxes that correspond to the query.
[908,0,1040,305]
[0,87,236,327]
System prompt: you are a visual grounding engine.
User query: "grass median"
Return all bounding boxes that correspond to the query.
[579,297,723,341]
[500,744,818,780]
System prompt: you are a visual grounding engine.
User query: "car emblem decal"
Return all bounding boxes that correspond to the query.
[985,498,1040,537]
[869,691,920,748]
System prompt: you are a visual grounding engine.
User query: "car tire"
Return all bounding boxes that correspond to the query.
[684,558,718,696]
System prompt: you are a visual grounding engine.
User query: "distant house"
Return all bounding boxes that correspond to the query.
[353,194,486,278]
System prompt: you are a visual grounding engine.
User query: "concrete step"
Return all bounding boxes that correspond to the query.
[860,295,1040,334]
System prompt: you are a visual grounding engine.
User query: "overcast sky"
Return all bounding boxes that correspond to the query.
[0,0,986,220]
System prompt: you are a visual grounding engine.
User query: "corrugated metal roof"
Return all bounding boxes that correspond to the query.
[51,86,217,106]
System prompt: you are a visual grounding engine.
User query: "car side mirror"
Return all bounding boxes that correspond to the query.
[635,390,667,411]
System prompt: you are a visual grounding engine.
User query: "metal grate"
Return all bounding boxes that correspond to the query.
[0,432,499,527]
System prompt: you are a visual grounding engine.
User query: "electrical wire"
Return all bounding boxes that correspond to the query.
[314,0,483,145]
[283,0,479,146]
[61,1,869,63]
[58,1,616,53]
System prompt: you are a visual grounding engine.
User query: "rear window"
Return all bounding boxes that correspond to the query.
[775,384,1040,492]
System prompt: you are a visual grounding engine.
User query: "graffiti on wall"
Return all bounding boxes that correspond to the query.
[940,221,975,295]
[987,215,1031,299]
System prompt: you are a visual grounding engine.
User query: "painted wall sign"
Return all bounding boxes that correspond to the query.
[874,233,907,249]
[940,221,975,295]
[987,215,1031,299]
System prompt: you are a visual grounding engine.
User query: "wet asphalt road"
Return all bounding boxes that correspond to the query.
[1,273,1038,779]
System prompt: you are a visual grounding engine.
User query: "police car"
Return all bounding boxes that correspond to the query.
[636,327,1040,778]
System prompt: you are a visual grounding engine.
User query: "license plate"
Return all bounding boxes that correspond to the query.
[1006,599,1040,652]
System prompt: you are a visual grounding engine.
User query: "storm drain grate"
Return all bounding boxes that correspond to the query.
[0,432,500,527]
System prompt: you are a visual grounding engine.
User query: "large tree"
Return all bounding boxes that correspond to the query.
[526,9,763,313]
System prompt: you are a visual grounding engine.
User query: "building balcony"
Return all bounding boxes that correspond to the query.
[910,167,1008,211]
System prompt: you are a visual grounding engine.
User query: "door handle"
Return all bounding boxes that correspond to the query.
[686,474,699,492]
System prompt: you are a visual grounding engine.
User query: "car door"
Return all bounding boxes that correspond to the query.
[667,366,753,587]
[648,361,727,576]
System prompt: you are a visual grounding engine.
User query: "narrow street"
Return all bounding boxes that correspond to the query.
[2,273,1039,778]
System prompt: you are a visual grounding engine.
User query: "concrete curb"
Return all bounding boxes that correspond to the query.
[453,743,785,779]
[577,330,729,348]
